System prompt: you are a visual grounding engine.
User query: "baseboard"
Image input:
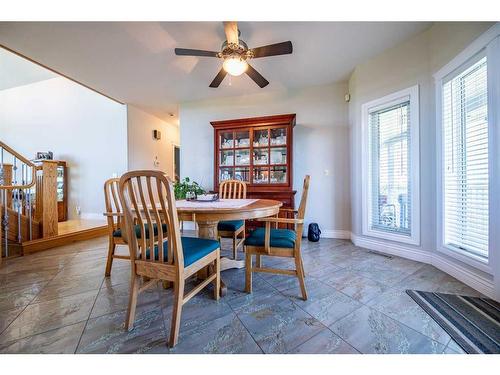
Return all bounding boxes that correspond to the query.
[22,225,108,254]
[350,234,431,263]
[321,230,352,240]
[351,233,495,300]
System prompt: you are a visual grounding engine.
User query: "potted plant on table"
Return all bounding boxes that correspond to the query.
[174,177,205,200]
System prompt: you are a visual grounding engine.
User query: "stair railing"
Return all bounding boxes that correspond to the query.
[0,141,37,263]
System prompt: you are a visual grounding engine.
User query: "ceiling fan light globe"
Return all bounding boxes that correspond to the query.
[222,57,248,76]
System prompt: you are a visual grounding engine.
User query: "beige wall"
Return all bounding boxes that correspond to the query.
[127,105,180,178]
[179,83,351,236]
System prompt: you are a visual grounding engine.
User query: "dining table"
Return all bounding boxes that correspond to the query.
[176,198,282,295]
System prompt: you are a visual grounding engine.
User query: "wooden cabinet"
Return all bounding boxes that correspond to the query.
[211,114,296,230]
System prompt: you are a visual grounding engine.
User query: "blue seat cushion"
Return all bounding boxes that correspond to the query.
[146,237,220,267]
[244,228,297,249]
[217,220,244,232]
[113,223,168,239]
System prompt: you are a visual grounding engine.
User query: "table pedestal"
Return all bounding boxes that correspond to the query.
[196,220,245,296]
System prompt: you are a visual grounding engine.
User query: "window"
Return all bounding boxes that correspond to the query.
[442,55,489,260]
[362,86,420,245]
[435,24,500,271]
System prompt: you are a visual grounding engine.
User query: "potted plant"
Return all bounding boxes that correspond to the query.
[174,177,205,200]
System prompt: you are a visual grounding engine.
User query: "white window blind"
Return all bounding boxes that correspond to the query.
[369,100,412,236]
[442,55,489,259]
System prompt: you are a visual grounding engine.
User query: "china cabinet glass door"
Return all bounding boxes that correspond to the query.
[217,125,289,187]
[218,129,250,182]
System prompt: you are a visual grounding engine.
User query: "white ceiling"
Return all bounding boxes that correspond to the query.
[0,22,432,120]
[0,47,56,91]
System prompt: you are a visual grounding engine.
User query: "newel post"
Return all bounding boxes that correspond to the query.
[41,160,58,237]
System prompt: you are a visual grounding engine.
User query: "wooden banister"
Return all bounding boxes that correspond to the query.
[1,141,59,265]
[0,141,36,190]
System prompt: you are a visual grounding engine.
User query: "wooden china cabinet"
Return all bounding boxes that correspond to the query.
[211,114,296,230]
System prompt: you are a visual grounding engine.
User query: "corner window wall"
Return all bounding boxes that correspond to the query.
[435,25,500,272]
[362,86,420,245]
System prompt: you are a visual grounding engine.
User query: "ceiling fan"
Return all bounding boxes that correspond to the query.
[174,21,293,88]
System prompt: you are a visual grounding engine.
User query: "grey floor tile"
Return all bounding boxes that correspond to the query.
[169,313,262,354]
[0,269,58,290]
[0,307,24,334]
[445,339,467,354]
[323,269,389,303]
[305,262,342,280]
[381,256,425,275]
[33,273,104,303]
[238,299,324,353]
[103,266,131,287]
[289,328,359,354]
[0,289,97,343]
[0,282,46,312]
[0,321,85,354]
[221,268,276,301]
[283,278,363,326]
[345,260,413,286]
[393,265,452,292]
[258,272,316,293]
[90,281,163,319]
[367,288,452,345]
[169,293,233,333]
[442,346,461,354]
[77,307,169,354]
[330,305,446,354]
[226,287,290,314]
[436,280,484,296]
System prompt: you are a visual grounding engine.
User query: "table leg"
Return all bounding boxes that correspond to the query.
[196,220,245,296]
[196,220,219,239]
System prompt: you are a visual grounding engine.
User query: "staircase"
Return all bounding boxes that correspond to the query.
[0,141,59,265]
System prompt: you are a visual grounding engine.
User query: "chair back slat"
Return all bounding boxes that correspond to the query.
[145,176,164,262]
[156,178,174,264]
[104,178,122,231]
[297,175,310,220]
[219,179,247,199]
[136,177,156,260]
[119,171,184,268]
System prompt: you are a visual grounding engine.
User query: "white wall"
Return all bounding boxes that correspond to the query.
[180,83,350,236]
[348,22,497,298]
[127,105,180,178]
[0,77,127,219]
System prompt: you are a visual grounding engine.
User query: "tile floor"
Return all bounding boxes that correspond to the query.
[0,234,481,354]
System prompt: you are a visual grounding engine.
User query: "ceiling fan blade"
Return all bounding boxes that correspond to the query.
[175,48,219,57]
[246,64,269,88]
[209,68,228,88]
[251,41,293,58]
[223,21,239,45]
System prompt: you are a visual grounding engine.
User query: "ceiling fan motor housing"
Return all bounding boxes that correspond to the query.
[219,39,253,61]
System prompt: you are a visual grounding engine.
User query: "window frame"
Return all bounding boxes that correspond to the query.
[434,23,500,274]
[361,85,420,245]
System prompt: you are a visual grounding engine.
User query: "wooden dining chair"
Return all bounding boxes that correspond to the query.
[103,178,130,276]
[217,179,247,260]
[244,175,310,300]
[119,170,221,347]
